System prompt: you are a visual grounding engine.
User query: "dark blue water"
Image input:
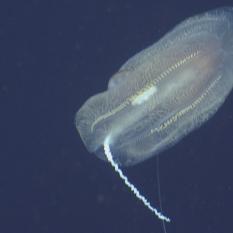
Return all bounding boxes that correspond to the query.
[1,1,233,233]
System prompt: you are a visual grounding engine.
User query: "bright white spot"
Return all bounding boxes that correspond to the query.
[132,86,157,105]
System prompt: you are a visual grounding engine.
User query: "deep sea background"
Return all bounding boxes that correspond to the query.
[1,0,233,233]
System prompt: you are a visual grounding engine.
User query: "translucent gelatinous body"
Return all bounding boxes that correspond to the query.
[76,8,233,166]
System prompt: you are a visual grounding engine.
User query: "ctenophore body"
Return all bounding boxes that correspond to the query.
[76,8,233,166]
